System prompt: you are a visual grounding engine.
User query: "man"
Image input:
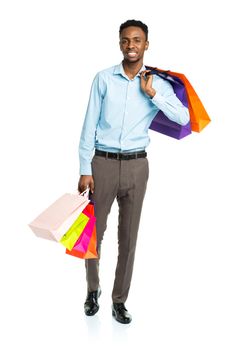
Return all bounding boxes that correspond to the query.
[78,19,189,324]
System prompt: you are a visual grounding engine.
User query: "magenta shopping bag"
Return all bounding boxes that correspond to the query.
[72,206,96,253]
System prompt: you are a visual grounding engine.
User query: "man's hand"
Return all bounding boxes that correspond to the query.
[78,175,95,194]
[140,70,156,98]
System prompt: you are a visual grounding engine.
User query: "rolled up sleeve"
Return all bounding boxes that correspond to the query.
[151,79,190,126]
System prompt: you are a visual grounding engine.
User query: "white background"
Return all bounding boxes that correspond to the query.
[0,0,246,349]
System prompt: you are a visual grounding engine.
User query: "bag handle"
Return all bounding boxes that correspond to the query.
[145,65,183,86]
[145,66,168,77]
[79,187,90,198]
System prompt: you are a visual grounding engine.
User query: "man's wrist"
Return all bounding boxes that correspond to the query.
[146,88,156,98]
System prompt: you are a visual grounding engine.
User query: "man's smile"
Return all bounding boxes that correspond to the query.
[126,52,138,57]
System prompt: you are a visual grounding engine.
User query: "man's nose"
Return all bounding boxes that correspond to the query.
[127,40,135,49]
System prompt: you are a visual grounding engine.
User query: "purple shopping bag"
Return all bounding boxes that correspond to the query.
[146,66,191,140]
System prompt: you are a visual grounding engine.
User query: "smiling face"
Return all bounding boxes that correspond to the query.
[119,26,149,64]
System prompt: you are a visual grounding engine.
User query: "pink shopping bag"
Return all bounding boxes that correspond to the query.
[28,189,90,241]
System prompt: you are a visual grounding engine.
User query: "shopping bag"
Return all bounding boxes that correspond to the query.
[59,211,90,251]
[28,189,90,241]
[66,202,98,259]
[166,70,211,132]
[146,65,210,139]
[65,222,97,259]
[72,207,96,253]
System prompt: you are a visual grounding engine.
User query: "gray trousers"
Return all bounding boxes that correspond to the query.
[85,153,149,303]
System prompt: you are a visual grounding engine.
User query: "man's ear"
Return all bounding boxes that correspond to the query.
[145,41,149,50]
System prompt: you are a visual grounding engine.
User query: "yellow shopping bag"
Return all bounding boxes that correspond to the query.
[60,212,89,251]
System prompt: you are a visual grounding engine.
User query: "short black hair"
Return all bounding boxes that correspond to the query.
[119,19,148,40]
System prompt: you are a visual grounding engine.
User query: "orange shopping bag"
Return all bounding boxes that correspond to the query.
[167,70,211,132]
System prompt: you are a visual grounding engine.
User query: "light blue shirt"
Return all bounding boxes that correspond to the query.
[79,62,190,175]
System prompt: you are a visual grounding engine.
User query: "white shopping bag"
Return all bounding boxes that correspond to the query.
[28,189,90,241]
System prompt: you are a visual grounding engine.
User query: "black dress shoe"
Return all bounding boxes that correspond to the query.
[84,288,101,316]
[112,303,132,324]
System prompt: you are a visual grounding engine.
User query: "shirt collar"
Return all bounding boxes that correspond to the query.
[114,62,146,80]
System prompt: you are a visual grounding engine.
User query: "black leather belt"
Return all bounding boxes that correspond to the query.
[95,149,147,160]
